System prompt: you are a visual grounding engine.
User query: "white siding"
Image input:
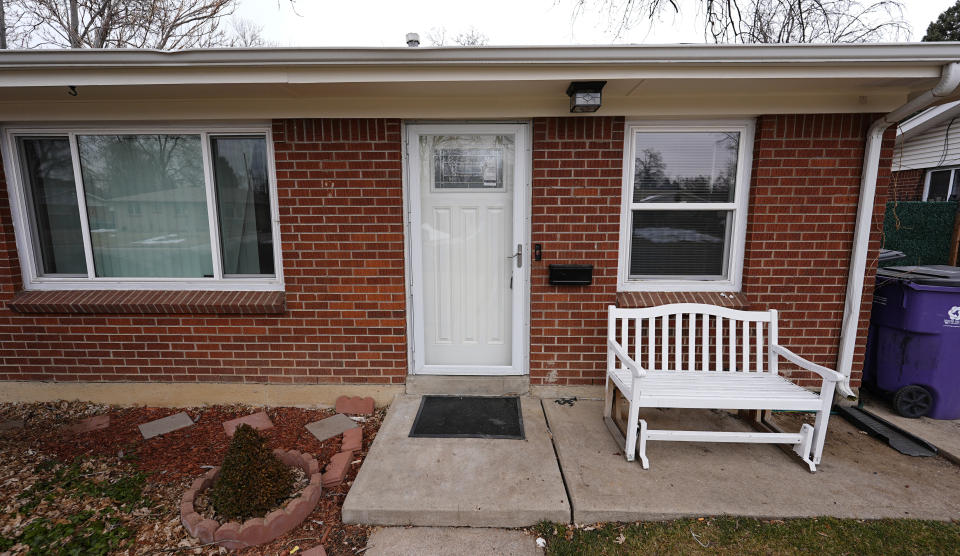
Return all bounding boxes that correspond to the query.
[893,119,960,171]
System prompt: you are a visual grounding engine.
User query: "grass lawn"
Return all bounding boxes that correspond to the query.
[534,517,960,555]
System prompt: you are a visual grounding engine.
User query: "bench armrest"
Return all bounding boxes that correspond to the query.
[771,345,844,383]
[607,338,646,379]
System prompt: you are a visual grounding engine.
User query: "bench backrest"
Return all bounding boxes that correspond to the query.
[609,303,779,374]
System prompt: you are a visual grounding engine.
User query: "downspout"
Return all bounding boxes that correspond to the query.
[836,62,960,398]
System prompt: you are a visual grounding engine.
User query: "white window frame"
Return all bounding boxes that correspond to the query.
[922,166,960,201]
[617,119,754,292]
[1,122,283,291]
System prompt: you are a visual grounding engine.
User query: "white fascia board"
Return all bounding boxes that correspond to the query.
[0,43,957,88]
[0,64,942,89]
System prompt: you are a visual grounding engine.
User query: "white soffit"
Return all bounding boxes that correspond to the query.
[0,43,957,119]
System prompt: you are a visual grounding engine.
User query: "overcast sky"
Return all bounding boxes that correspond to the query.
[234,0,955,47]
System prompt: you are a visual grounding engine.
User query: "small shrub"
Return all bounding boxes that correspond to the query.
[209,423,294,520]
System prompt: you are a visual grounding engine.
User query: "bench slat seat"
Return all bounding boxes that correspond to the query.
[609,369,821,411]
[604,304,842,473]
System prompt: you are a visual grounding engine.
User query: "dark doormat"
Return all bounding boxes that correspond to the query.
[409,395,524,439]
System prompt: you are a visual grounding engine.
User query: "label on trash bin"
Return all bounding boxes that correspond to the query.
[945,306,960,328]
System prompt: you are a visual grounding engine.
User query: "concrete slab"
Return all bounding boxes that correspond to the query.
[305,413,359,443]
[342,395,570,527]
[139,411,193,439]
[861,391,960,463]
[365,527,542,556]
[544,399,960,523]
[222,411,274,437]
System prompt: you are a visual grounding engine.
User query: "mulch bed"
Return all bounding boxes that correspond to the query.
[0,401,385,555]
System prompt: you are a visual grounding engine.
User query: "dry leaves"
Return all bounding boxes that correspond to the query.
[0,402,387,555]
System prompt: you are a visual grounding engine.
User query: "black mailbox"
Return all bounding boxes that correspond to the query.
[548,264,593,285]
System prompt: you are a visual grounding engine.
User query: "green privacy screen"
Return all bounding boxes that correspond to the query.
[882,201,959,267]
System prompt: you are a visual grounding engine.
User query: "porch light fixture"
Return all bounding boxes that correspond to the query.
[566,81,606,113]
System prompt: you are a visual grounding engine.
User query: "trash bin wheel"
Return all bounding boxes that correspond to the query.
[893,385,933,419]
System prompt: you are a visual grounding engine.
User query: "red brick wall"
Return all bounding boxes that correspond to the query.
[529,117,625,386]
[529,114,891,388]
[0,114,891,391]
[889,169,925,201]
[744,114,894,387]
[0,119,408,385]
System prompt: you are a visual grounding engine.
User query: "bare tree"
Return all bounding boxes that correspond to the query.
[572,0,909,43]
[5,0,245,49]
[226,17,272,47]
[427,26,490,46]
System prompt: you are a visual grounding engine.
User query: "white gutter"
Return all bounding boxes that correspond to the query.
[836,61,960,398]
[2,42,960,69]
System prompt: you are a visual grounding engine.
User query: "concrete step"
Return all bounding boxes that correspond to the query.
[405,375,530,396]
[342,394,570,527]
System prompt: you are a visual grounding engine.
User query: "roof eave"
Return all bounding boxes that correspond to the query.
[1,42,960,70]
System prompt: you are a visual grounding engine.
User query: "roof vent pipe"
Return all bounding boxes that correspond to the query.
[836,61,960,399]
[406,33,420,47]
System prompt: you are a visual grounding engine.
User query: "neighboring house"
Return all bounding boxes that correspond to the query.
[1,44,959,406]
[892,99,960,201]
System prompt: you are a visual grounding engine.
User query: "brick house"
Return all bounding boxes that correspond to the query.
[1,44,959,406]
[891,99,960,201]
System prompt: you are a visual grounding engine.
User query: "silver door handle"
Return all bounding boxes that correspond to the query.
[507,244,522,268]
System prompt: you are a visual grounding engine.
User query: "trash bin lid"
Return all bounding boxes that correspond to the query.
[877,265,960,287]
[878,248,907,263]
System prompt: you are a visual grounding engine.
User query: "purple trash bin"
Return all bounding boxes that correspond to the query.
[864,265,960,420]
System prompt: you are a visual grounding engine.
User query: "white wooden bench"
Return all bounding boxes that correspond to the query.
[604,303,843,472]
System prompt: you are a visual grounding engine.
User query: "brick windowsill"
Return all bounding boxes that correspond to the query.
[7,290,286,315]
[617,291,751,309]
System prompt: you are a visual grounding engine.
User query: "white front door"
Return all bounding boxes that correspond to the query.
[407,124,528,375]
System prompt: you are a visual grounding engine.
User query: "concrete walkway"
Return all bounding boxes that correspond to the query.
[545,399,960,522]
[365,527,542,555]
[861,391,960,463]
[342,395,569,527]
[345,394,960,528]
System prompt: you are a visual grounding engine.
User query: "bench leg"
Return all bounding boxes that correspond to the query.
[624,391,641,463]
[603,375,613,420]
[637,419,650,469]
[810,380,836,467]
[792,423,816,472]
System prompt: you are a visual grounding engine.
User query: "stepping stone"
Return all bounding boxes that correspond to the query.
[139,412,193,439]
[341,427,363,452]
[0,419,25,432]
[222,411,274,437]
[306,413,360,443]
[302,546,326,556]
[69,414,110,434]
[335,396,375,416]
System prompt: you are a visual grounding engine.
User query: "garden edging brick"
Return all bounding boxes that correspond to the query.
[179,450,323,550]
